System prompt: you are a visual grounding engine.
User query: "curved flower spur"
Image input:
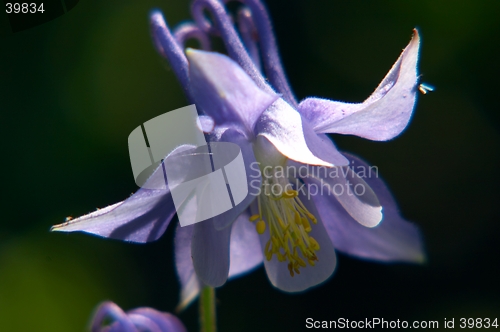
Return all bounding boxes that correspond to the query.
[90,301,187,332]
[52,0,425,308]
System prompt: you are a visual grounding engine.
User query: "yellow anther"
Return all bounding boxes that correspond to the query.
[302,218,312,232]
[266,251,273,261]
[283,233,291,248]
[249,214,260,222]
[297,256,307,267]
[308,259,316,267]
[282,190,298,198]
[288,263,294,277]
[256,220,266,234]
[271,236,280,248]
[294,212,302,226]
[300,243,309,256]
[295,237,304,247]
[278,218,286,230]
[277,253,286,262]
[309,237,320,251]
[304,211,317,224]
[265,239,271,253]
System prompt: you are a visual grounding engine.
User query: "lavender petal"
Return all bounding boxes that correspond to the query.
[299,30,420,141]
[191,219,232,287]
[311,153,425,262]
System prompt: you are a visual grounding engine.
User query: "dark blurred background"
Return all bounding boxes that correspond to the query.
[1,0,499,331]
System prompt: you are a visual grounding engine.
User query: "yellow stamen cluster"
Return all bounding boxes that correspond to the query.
[249,176,320,277]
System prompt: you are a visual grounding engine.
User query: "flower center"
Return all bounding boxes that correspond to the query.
[251,136,320,276]
[249,167,320,277]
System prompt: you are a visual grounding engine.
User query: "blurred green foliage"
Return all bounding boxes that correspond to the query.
[1,0,499,331]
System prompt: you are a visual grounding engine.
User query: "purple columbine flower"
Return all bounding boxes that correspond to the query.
[90,301,186,332]
[52,0,425,307]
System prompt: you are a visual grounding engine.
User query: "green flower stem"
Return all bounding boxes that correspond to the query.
[199,286,217,332]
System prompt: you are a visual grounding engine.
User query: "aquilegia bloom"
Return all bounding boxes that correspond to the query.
[90,301,186,332]
[52,0,425,308]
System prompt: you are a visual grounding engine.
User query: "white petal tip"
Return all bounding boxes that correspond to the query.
[355,207,383,228]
